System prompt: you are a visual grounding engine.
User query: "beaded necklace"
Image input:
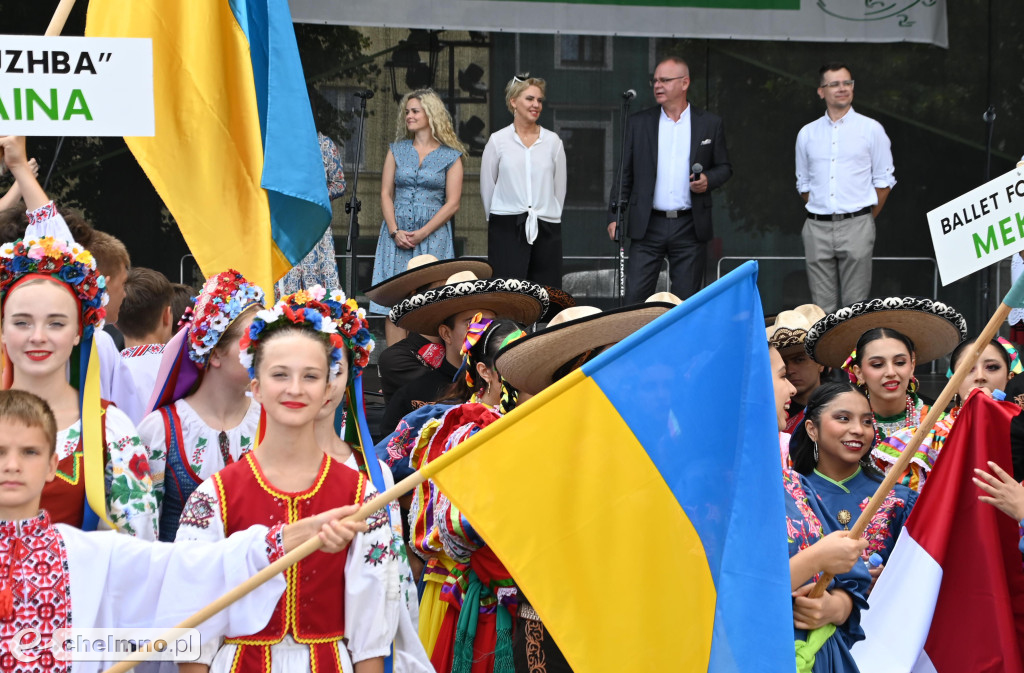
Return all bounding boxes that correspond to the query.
[872,394,919,442]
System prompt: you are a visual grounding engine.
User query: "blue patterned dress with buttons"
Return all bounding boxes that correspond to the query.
[370,139,461,315]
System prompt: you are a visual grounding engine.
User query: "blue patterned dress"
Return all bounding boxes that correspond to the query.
[785,468,871,673]
[370,140,461,315]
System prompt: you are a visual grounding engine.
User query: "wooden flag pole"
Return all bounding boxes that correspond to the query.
[45,0,78,36]
[100,468,429,673]
[808,280,1024,598]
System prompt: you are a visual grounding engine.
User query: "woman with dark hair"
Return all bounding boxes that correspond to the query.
[791,381,917,592]
[804,297,967,490]
[873,336,1020,491]
[767,346,871,673]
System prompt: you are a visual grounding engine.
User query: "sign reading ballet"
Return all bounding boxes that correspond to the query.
[927,166,1024,285]
[0,36,153,136]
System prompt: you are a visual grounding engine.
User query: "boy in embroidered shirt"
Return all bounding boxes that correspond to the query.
[0,388,365,673]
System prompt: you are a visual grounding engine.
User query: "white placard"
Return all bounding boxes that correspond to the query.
[927,166,1024,285]
[0,36,153,137]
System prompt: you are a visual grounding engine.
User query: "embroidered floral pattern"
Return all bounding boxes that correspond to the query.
[784,469,822,550]
[858,493,909,558]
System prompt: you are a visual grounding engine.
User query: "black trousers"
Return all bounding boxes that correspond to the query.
[513,617,574,673]
[487,213,563,288]
[625,211,706,303]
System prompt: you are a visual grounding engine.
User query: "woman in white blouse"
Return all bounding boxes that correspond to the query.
[481,74,567,288]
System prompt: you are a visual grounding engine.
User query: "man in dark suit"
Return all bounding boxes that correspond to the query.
[608,56,732,303]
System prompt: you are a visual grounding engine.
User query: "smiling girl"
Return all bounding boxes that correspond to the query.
[176,287,394,673]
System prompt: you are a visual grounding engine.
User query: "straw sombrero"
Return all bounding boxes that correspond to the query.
[804,297,967,369]
[495,300,676,395]
[389,271,548,336]
[766,304,826,356]
[364,255,492,307]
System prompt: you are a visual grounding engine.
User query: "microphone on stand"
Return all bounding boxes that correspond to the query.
[355,90,375,100]
[621,89,637,100]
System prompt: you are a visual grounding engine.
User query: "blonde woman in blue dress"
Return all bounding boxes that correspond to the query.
[372,89,467,346]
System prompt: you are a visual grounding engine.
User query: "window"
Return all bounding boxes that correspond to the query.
[555,35,612,70]
[555,119,613,209]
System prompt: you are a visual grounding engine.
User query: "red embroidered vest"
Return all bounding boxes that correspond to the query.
[212,452,365,669]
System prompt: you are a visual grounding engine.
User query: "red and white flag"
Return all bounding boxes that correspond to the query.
[854,390,1024,673]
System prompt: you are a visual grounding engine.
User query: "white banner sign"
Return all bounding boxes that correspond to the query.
[927,166,1024,285]
[0,36,153,137]
[292,0,947,47]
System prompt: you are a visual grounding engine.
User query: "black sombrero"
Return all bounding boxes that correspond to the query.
[389,271,548,336]
[804,297,967,369]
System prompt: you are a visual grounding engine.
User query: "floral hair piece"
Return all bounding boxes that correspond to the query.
[238,285,374,380]
[0,236,107,338]
[187,270,264,367]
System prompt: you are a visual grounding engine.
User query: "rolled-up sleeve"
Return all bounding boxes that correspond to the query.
[869,121,896,189]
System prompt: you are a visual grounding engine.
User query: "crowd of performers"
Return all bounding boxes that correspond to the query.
[0,128,1023,673]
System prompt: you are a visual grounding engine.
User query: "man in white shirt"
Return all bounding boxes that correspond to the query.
[608,56,732,303]
[796,62,896,313]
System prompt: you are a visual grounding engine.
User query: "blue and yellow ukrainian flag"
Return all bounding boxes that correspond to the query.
[85,0,331,294]
[424,261,794,672]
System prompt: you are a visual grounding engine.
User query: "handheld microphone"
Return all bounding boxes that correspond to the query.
[691,162,703,182]
[622,89,637,100]
[355,90,375,100]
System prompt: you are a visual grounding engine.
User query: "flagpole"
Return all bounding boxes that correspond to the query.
[808,273,1024,598]
[98,399,521,673]
[45,0,77,35]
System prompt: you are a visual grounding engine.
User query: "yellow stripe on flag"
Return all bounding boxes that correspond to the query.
[86,0,289,293]
[83,338,112,528]
[426,369,716,672]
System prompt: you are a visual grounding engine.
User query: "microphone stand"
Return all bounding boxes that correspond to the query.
[345,91,372,301]
[612,94,632,307]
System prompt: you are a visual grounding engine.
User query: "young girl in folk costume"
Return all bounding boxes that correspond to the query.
[177,288,395,673]
[789,382,917,593]
[767,345,872,673]
[137,270,265,541]
[0,210,157,539]
[874,336,1021,492]
[0,388,367,673]
[804,297,967,490]
[310,287,433,672]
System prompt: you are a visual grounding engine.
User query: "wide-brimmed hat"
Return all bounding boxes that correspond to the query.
[364,255,492,307]
[538,285,577,323]
[805,297,967,369]
[495,300,676,395]
[389,271,548,336]
[767,304,826,356]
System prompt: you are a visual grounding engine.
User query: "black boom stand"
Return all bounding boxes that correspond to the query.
[345,90,373,301]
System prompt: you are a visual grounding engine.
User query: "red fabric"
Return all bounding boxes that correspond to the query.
[215,452,365,664]
[418,342,445,369]
[911,389,1024,672]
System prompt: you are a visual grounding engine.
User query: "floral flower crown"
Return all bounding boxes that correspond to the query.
[238,285,374,380]
[185,270,264,367]
[0,236,107,338]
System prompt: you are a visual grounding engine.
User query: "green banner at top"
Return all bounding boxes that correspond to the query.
[292,0,947,47]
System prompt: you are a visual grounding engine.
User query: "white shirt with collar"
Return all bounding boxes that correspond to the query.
[795,107,896,216]
[481,124,567,244]
[653,105,693,212]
